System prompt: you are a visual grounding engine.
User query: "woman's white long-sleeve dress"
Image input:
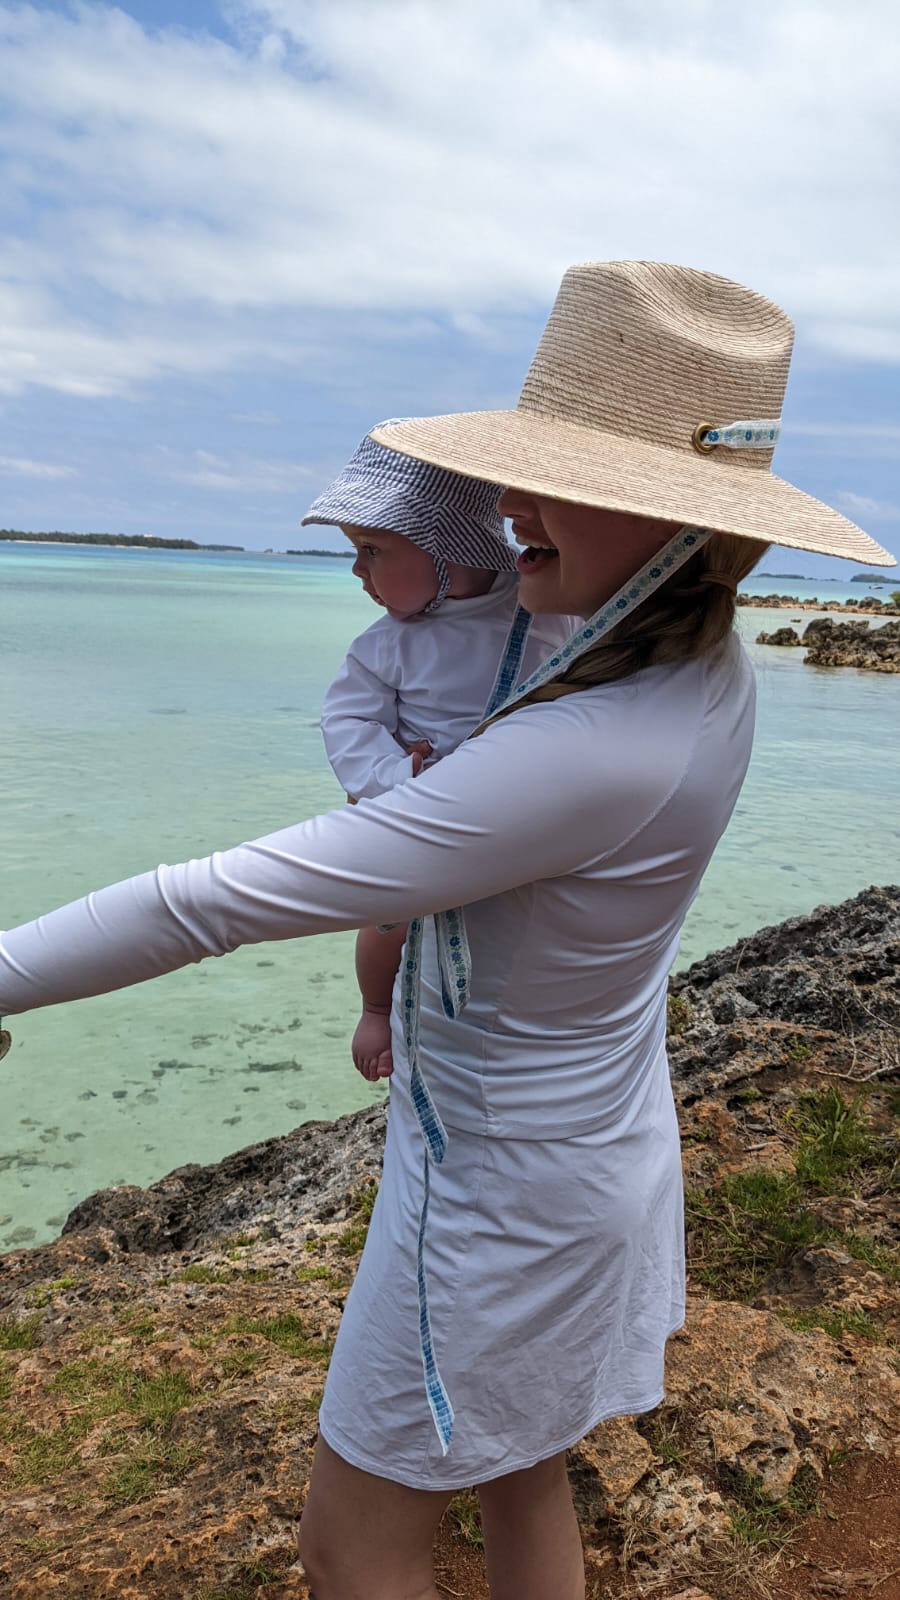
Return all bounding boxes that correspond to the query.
[0,635,756,1488]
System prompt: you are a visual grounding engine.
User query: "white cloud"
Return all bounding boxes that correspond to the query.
[836,490,900,520]
[0,0,898,397]
[788,423,900,462]
[170,448,313,492]
[0,454,77,479]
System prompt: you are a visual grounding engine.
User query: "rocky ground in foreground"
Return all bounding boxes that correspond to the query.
[1,886,898,1600]
[756,617,900,673]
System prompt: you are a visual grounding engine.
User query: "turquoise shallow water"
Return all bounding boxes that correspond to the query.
[1,544,899,1248]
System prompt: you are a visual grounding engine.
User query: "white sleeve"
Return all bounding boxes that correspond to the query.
[0,701,673,1017]
[321,646,414,799]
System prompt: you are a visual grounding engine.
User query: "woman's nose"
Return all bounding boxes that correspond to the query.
[497,488,529,517]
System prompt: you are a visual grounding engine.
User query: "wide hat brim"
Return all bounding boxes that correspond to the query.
[371,410,895,568]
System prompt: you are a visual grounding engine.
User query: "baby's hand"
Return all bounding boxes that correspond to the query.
[404,739,434,777]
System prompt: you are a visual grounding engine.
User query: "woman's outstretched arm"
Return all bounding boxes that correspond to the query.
[0,686,696,1016]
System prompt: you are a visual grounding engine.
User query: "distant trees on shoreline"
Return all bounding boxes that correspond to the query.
[0,530,243,551]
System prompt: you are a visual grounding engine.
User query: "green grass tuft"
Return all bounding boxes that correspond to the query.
[24,1275,80,1309]
[11,1424,83,1486]
[447,1489,485,1548]
[50,1356,195,1427]
[223,1313,332,1364]
[784,1034,813,1064]
[101,1435,199,1505]
[783,1306,883,1342]
[686,1086,899,1304]
[723,1470,799,1551]
[789,1086,878,1191]
[337,1182,379,1255]
[666,992,692,1036]
[0,1314,42,1350]
[220,1347,263,1379]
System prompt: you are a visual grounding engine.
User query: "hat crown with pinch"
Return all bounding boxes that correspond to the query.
[518,260,791,471]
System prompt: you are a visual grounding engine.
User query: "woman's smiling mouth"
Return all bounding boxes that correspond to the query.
[513,520,560,574]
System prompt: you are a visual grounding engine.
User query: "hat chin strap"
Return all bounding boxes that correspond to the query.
[489,523,714,715]
[421,555,451,614]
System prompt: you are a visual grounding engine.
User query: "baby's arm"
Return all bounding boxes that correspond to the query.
[321,645,418,800]
[351,922,407,1081]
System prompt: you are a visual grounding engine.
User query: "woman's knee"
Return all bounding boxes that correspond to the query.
[295,1506,327,1591]
[296,1436,449,1599]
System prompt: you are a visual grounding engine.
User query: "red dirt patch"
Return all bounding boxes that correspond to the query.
[772,1453,900,1600]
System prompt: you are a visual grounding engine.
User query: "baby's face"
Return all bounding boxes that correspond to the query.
[341,525,438,619]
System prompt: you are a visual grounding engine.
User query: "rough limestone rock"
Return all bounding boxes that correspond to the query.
[755,626,801,646]
[752,608,900,670]
[802,616,900,672]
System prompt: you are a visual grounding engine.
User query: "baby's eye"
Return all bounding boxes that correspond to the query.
[362,545,380,558]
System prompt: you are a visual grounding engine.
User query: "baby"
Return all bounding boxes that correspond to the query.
[302,422,576,1080]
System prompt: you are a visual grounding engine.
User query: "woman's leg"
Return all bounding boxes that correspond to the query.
[297,1434,454,1600]
[478,1450,584,1600]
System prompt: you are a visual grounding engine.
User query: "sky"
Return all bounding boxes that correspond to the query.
[0,0,898,573]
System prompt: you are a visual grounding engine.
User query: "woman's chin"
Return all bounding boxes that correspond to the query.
[517,569,562,614]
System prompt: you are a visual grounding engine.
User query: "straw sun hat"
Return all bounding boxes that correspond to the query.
[372,261,894,568]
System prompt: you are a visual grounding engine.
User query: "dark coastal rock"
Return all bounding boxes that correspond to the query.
[668,886,900,1103]
[61,1102,386,1259]
[802,617,900,672]
[738,592,900,616]
[754,626,800,645]
[752,612,900,672]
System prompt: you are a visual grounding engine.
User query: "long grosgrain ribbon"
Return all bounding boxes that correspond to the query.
[405,525,713,1451]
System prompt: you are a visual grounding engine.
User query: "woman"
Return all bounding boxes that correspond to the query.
[0,261,892,1600]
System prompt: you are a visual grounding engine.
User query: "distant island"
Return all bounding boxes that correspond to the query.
[285,547,354,557]
[0,529,244,551]
[756,569,898,589]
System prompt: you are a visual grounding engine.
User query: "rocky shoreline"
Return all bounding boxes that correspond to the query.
[1,886,898,1599]
[756,616,900,673]
[738,592,899,615]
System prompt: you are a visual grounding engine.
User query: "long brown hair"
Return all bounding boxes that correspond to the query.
[479,532,768,730]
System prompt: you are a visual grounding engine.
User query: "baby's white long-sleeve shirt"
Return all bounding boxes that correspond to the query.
[320,572,577,797]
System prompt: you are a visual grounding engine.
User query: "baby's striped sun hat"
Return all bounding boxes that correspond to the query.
[301,422,517,609]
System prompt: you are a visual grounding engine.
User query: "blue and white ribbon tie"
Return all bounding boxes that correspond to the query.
[701,418,781,449]
[404,525,714,1451]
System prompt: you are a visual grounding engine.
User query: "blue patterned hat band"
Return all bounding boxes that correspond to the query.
[301,420,516,611]
[692,418,781,453]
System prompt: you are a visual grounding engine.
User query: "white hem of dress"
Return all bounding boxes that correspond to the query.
[317,1317,684,1492]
